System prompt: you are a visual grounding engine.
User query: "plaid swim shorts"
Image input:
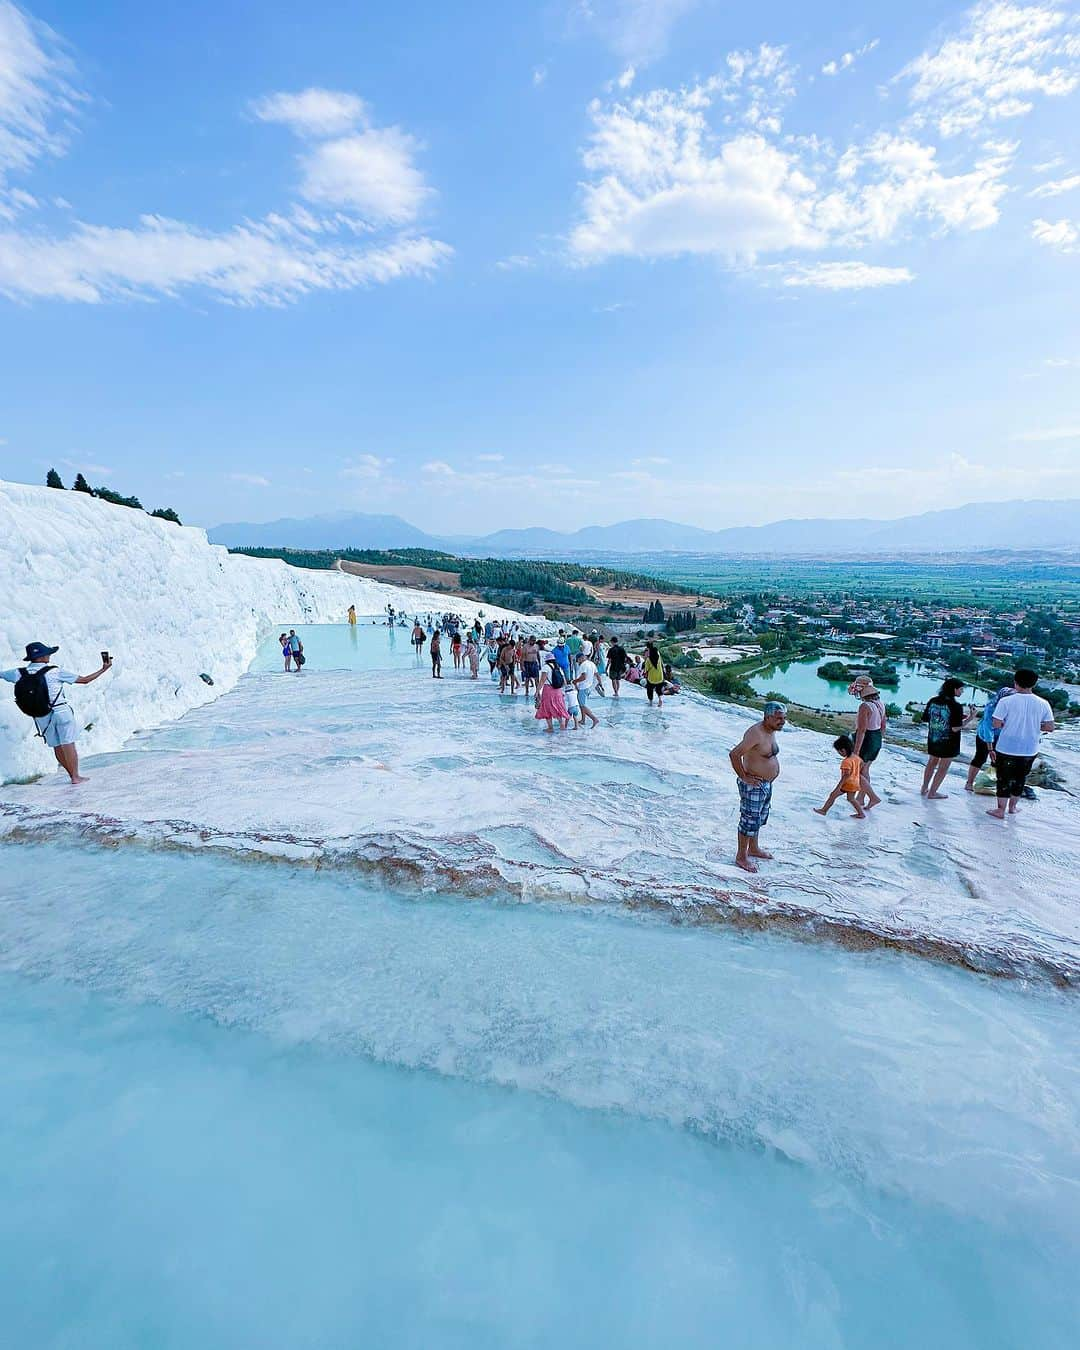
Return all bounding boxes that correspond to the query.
[737,778,773,836]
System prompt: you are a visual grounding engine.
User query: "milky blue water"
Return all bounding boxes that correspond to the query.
[1,839,1078,1348]
[749,654,954,709]
[249,619,437,674]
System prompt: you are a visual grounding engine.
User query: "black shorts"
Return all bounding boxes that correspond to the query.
[646,682,663,701]
[860,730,882,765]
[970,735,993,769]
[995,752,1035,798]
[927,735,961,759]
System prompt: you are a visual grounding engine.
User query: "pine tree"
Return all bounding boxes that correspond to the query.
[95,486,143,509]
[46,468,65,489]
[73,473,95,494]
[151,506,182,525]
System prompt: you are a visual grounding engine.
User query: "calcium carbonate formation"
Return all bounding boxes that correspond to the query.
[0,479,531,782]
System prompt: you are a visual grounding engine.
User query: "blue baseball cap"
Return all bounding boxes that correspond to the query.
[25,642,59,661]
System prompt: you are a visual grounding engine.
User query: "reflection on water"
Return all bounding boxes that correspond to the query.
[750,654,951,710]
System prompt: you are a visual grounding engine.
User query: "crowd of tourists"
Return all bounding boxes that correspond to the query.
[4,605,1058,877]
[400,613,684,730]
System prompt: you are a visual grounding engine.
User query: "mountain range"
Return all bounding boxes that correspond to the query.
[208,498,1080,556]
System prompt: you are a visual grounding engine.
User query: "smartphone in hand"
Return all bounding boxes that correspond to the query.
[101,650,112,666]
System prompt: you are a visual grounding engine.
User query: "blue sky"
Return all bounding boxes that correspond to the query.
[1,0,1079,532]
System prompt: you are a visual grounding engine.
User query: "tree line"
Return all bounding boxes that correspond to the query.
[229,546,689,609]
[46,469,181,524]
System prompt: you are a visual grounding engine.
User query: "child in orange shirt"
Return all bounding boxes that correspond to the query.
[814,735,867,819]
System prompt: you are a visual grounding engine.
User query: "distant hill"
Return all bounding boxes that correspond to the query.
[474,518,723,553]
[466,500,1080,555]
[208,511,447,550]
[209,499,1080,555]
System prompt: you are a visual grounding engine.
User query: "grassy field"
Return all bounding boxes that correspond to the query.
[568,554,1080,610]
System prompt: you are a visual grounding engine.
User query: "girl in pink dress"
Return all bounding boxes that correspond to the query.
[534,658,569,733]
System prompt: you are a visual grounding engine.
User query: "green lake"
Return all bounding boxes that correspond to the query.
[748,655,963,711]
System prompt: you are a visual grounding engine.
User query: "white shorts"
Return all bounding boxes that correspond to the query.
[37,707,78,748]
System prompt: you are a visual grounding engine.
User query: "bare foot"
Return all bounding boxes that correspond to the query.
[986,808,1006,819]
[70,775,90,785]
[813,807,828,816]
[865,797,882,809]
[964,783,974,793]
[735,857,758,874]
[852,811,867,818]
[748,848,773,861]
[927,792,949,800]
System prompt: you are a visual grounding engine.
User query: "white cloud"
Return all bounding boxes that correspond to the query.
[299,128,430,223]
[0,29,448,305]
[577,0,701,65]
[1031,216,1078,249]
[783,261,915,289]
[1028,171,1080,197]
[632,454,669,465]
[569,69,1013,265]
[1044,356,1080,367]
[249,88,367,137]
[821,38,879,76]
[0,0,80,216]
[532,65,548,88]
[1013,424,1080,440]
[229,472,271,486]
[830,450,1080,495]
[899,1,1080,138]
[617,64,637,89]
[342,453,392,479]
[62,457,113,476]
[0,217,451,304]
[422,460,455,476]
[495,253,535,271]
[475,453,505,462]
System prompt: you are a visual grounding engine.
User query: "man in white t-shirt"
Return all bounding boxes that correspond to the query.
[2,641,112,784]
[572,655,599,728]
[986,668,1055,819]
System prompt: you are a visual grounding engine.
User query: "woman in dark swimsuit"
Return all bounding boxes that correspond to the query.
[852,679,886,809]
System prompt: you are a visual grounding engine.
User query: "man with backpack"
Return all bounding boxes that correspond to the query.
[3,641,112,784]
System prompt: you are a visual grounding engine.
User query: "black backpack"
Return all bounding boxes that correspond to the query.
[14,665,58,718]
[550,666,565,689]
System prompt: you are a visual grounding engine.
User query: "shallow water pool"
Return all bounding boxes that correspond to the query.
[2,838,1077,1348]
[250,621,462,674]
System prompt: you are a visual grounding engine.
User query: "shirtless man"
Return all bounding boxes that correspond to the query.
[728,701,786,873]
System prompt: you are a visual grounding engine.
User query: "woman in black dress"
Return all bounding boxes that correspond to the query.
[920,677,973,798]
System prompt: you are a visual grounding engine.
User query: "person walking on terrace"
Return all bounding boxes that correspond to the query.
[986,669,1055,820]
[729,701,786,874]
[920,678,974,798]
[813,735,867,820]
[851,677,886,809]
[3,641,113,784]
